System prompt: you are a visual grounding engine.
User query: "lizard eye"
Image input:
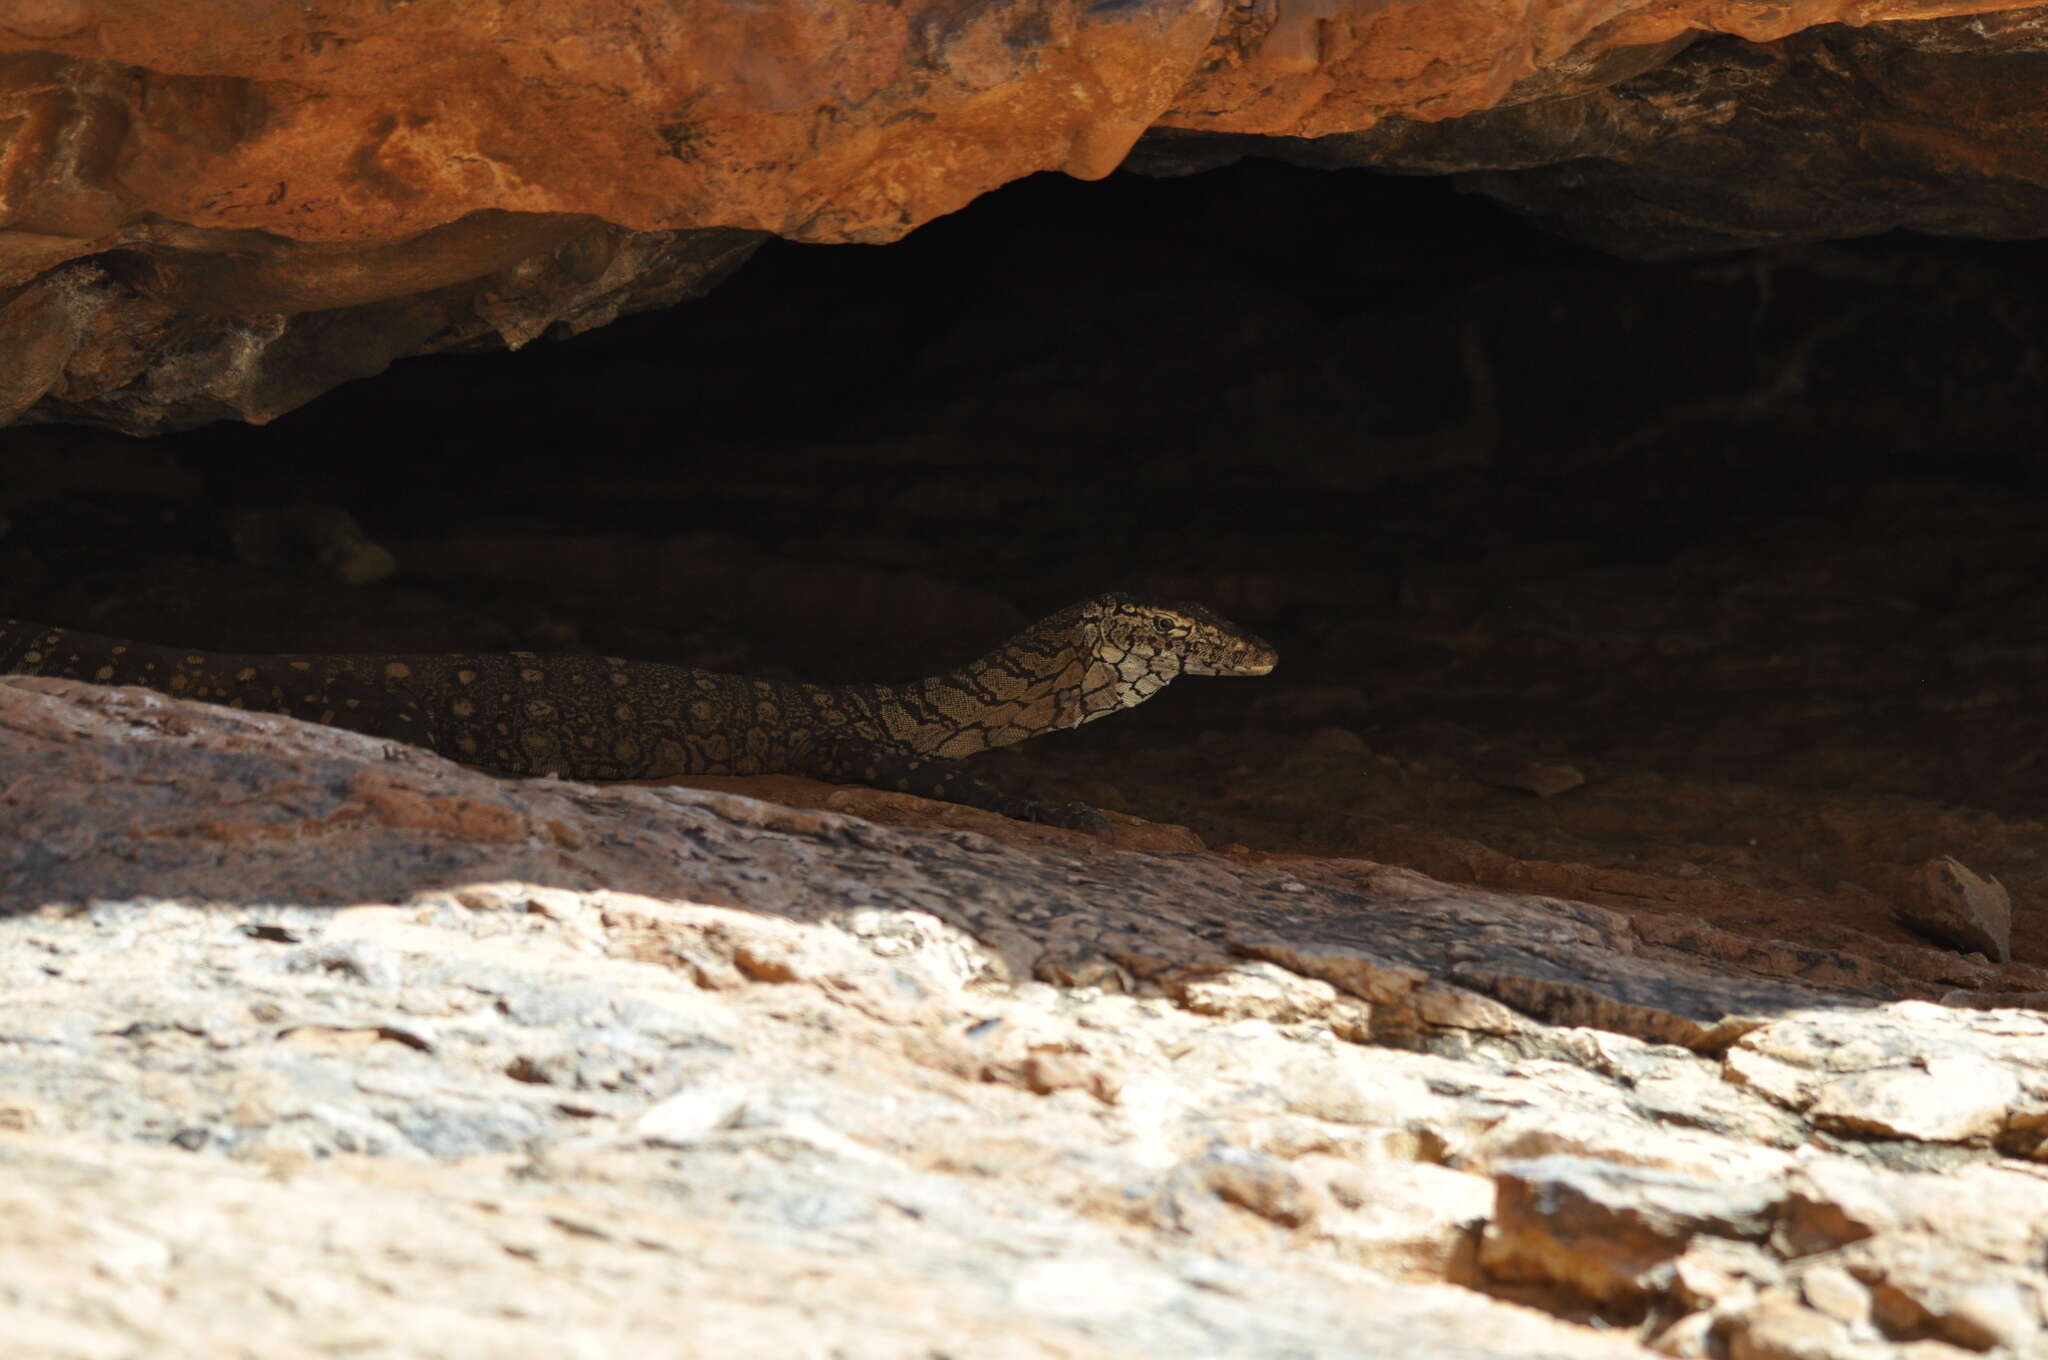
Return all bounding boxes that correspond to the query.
[1154,617,1176,634]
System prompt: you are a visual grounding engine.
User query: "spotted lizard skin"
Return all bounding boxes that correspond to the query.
[0,593,1276,831]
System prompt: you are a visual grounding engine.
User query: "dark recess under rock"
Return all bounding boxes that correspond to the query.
[4,161,2048,981]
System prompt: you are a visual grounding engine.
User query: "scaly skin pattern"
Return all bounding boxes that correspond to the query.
[0,593,1277,831]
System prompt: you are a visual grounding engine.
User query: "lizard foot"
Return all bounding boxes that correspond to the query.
[1029,800,1117,840]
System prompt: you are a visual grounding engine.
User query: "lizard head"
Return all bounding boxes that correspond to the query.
[945,592,1277,740]
[1077,593,1278,679]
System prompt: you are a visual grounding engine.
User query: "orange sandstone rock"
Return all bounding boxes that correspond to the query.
[4,0,2048,427]
[5,0,2043,256]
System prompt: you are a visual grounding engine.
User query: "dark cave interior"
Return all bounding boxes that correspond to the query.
[6,156,2048,964]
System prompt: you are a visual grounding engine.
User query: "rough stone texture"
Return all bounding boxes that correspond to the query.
[0,214,763,429]
[7,677,2048,1355]
[10,3,2048,426]
[1150,16,2048,257]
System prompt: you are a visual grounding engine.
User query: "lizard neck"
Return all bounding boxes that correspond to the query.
[861,619,1171,762]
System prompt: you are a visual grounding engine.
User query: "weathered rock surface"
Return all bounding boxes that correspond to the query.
[6,676,2048,1355]
[0,213,763,429]
[1147,17,2048,256]
[9,3,2048,426]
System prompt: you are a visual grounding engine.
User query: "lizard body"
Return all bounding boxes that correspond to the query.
[0,593,1276,830]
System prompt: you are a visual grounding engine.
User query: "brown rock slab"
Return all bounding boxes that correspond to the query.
[0,676,1852,1045]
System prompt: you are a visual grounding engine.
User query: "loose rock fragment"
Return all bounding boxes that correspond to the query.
[1896,856,2011,963]
[1476,758,1586,798]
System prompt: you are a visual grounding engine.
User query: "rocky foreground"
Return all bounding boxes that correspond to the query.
[3,675,2048,1358]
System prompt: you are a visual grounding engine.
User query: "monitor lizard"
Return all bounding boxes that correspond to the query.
[0,592,1277,834]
